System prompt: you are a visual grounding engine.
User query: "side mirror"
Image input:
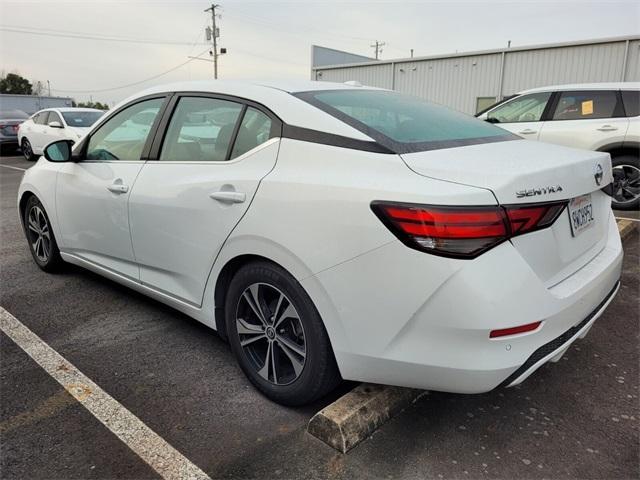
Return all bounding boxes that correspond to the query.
[484,117,500,124]
[43,140,74,162]
[48,121,63,128]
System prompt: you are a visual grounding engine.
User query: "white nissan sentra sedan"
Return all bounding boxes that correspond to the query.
[18,80,622,405]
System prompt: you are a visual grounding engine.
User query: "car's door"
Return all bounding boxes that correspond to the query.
[42,111,66,146]
[538,90,630,150]
[128,94,281,305]
[55,96,167,279]
[483,91,552,140]
[30,111,50,152]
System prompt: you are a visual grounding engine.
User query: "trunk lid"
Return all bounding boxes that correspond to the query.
[401,140,614,287]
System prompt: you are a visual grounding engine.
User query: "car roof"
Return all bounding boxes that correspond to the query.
[518,82,640,94]
[113,80,383,142]
[38,107,104,113]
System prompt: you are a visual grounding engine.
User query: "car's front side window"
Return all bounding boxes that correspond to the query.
[159,97,244,162]
[486,92,552,123]
[551,90,621,121]
[47,111,62,125]
[86,98,164,161]
[34,112,49,125]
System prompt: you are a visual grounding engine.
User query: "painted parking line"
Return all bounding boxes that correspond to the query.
[0,164,27,172]
[615,216,640,223]
[0,306,211,480]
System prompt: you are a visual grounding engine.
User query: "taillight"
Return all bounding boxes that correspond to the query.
[371,200,566,259]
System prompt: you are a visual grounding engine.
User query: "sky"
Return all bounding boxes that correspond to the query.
[1,0,638,105]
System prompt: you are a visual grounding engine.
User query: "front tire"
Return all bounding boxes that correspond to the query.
[225,261,340,406]
[23,196,63,272]
[611,155,640,210]
[21,138,37,161]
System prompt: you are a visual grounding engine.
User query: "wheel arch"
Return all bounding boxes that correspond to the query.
[208,235,347,358]
[213,253,276,341]
[597,141,640,159]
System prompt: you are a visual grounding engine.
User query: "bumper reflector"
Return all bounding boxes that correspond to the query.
[490,321,542,338]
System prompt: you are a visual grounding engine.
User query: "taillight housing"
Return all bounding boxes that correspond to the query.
[371,200,567,259]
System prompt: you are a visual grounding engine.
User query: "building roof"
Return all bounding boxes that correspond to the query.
[312,35,640,70]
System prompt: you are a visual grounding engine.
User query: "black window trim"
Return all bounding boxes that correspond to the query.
[293,89,518,155]
[544,89,625,122]
[147,91,284,162]
[74,93,172,162]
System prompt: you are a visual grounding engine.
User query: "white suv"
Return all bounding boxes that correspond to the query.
[478,83,639,210]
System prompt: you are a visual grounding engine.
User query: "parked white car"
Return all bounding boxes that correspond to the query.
[18,81,622,405]
[477,83,639,210]
[18,108,104,161]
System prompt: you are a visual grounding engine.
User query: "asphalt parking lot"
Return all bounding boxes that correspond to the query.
[1,154,638,480]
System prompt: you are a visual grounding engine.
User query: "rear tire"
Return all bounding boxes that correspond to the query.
[23,195,64,272]
[225,261,341,406]
[21,138,37,161]
[611,155,640,211]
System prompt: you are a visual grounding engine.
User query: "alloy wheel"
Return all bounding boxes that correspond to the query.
[612,164,640,206]
[235,282,307,385]
[27,205,51,262]
[22,140,32,161]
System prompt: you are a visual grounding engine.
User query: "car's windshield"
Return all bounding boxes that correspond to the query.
[62,111,104,127]
[0,110,29,120]
[296,89,516,153]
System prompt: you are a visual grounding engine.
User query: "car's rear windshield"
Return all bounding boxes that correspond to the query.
[62,111,104,127]
[295,89,517,153]
[0,110,29,120]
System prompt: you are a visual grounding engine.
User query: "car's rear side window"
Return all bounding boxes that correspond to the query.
[621,90,639,117]
[551,90,622,121]
[295,89,515,154]
[159,97,244,162]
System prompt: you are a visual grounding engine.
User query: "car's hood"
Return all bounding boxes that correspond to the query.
[400,139,612,204]
[65,126,92,139]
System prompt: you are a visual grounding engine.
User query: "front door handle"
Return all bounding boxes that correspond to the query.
[209,191,246,204]
[597,125,618,132]
[518,129,537,135]
[107,184,129,194]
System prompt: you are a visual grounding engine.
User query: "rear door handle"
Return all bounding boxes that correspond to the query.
[209,191,246,204]
[518,129,537,135]
[597,125,618,132]
[107,184,129,194]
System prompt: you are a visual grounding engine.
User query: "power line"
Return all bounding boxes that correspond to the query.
[0,26,200,46]
[50,48,210,94]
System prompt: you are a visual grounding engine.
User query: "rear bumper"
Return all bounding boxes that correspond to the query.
[498,280,619,388]
[305,210,623,393]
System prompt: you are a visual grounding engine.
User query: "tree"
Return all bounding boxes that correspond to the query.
[0,73,33,94]
[76,100,109,110]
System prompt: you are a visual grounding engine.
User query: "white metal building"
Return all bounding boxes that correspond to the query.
[311,36,640,115]
[0,94,73,115]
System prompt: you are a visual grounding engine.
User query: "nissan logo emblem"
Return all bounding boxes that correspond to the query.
[594,163,603,186]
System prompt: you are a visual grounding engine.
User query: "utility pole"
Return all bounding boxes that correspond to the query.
[205,4,220,79]
[46,80,51,96]
[370,40,385,60]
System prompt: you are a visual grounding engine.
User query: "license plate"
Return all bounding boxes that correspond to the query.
[568,194,595,237]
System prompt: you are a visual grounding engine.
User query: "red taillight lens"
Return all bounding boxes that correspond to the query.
[490,321,542,338]
[371,200,566,259]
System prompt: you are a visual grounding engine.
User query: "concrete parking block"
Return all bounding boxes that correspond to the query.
[617,218,638,241]
[307,383,424,453]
